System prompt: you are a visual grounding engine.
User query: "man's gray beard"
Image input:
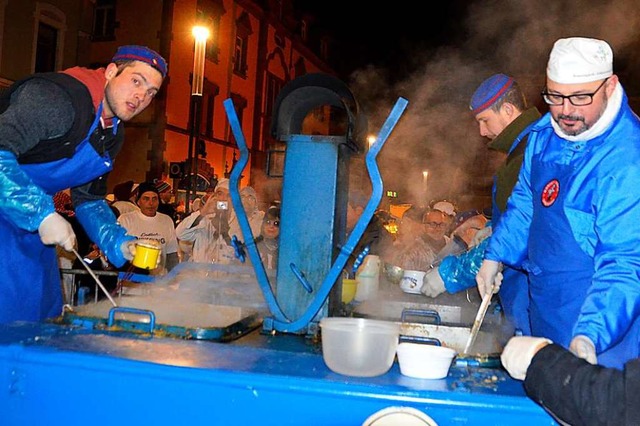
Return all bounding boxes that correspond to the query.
[563,123,587,137]
[557,97,608,137]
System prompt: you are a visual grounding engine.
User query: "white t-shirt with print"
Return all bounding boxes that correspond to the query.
[118,210,179,256]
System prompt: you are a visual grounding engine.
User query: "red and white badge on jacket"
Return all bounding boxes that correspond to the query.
[541,179,560,207]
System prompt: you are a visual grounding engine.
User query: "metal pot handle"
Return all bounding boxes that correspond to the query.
[399,335,441,346]
[400,308,442,325]
[108,307,156,334]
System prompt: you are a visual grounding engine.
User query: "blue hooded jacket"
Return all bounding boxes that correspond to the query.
[486,87,640,357]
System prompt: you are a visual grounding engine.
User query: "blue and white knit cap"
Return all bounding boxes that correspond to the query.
[470,74,514,115]
[112,45,168,78]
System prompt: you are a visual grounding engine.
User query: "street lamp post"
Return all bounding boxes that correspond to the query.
[185,25,209,214]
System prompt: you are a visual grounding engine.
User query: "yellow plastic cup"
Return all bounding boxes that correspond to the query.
[132,239,161,269]
[342,279,358,304]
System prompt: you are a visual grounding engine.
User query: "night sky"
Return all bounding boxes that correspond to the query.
[295,0,640,206]
[299,1,470,81]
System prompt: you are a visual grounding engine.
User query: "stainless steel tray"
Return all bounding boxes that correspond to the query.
[58,262,272,341]
[60,297,264,342]
[353,284,483,325]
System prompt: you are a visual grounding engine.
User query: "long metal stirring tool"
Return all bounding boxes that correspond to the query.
[71,248,118,307]
[463,284,494,354]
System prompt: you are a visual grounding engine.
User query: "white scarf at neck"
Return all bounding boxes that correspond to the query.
[551,82,623,142]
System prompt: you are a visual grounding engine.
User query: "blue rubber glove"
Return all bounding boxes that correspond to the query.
[439,237,489,294]
[0,150,54,231]
[75,199,135,267]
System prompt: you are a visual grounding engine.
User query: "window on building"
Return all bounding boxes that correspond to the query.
[92,0,116,41]
[264,72,284,121]
[233,12,252,78]
[0,0,7,70]
[33,3,66,73]
[233,35,247,76]
[35,22,57,72]
[202,80,219,138]
[227,93,247,144]
[262,72,284,153]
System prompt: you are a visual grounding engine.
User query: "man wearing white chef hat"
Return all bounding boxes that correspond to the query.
[477,37,640,369]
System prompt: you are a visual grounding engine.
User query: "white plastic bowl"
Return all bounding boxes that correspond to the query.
[320,317,400,377]
[396,342,457,379]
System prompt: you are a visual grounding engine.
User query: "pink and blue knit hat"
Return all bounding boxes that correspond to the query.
[112,45,168,78]
[469,73,514,115]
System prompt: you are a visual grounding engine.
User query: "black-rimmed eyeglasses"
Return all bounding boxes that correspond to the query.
[541,78,609,106]
[424,221,447,229]
[266,220,280,227]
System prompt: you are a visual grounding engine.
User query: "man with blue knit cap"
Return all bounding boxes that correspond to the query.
[472,73,540,336]
[420,73,540,338]
[0,45,167,323]
[477,37,640,369]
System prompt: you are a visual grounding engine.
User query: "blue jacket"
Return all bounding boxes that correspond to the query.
[486,88,640,355]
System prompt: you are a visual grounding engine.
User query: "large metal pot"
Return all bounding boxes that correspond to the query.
[398,308,508,367]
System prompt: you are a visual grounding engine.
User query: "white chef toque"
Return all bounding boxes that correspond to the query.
[547,37,613,84]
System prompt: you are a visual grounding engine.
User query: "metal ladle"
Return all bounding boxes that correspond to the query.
[71,248,118,307]
[463,284,494,354]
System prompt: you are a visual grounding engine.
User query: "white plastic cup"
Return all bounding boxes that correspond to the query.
[132,239,162,270]
[399,270,426,294]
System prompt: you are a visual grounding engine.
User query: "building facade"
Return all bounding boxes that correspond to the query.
[91,0,336,208]
[0,0,336,209]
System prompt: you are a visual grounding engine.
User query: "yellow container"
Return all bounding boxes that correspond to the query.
[132,239,161,269]
[342,279,358,304]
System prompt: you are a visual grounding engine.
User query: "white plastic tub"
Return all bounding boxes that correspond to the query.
[320,317,400,377]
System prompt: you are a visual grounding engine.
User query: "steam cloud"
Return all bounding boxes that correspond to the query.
[347,0,640,213]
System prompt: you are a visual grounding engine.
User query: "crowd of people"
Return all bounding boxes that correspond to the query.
[77,176,280,273]
[3,36,640,423]
[51,175,281,301]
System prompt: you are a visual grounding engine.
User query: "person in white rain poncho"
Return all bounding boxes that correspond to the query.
[176,180,263,264]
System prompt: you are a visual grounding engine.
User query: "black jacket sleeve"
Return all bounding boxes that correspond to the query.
[0,79,74,155]
[524,344,640,426]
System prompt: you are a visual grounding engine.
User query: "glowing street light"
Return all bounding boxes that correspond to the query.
[422,170,429,203]
[185,25,210,213]
[191,26,209,95]
[367,134,377,149]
